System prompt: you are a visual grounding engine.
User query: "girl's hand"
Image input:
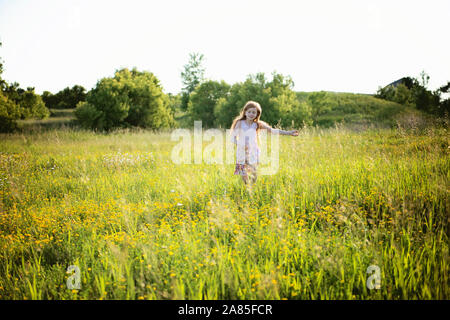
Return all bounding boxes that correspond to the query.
[290,130,299,136]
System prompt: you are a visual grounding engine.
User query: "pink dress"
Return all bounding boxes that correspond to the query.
[231,120,260,176]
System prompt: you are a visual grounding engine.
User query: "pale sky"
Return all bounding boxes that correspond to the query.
[0,0,449,95]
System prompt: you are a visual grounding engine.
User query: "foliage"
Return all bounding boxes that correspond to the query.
[73,101,103,130]
[437,81,450,116]
[42,85,86,109]
[74,68,175,131]
[307,91,332,119]
[0,42,49,132]
[17,88,49,120]
[167,93,182,114]
[393,84,414,105]
[0,41,4,90]
[215,72,309,129]
[187,80,230,128]
[2,83,49,120]
[0,41,17,132]
[180,53,205,111]
[0,91,19,132]
[376,72,446,116]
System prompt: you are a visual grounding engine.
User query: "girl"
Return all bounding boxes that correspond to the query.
[230,101,299,185]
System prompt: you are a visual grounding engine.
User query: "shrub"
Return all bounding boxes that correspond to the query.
[75,68,175,131]
[0,91,20,133]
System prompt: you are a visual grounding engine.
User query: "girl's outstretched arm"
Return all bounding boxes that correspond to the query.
[259,121,299,136]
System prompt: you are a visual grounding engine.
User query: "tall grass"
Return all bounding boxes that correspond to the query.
[0,123,448,299]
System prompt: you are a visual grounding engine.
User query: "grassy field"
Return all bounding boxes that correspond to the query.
[0,122,448,300]
[16,109,77,131]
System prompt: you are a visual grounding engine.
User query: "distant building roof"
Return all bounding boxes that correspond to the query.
[387,79,404,87]
[385,77,415,89]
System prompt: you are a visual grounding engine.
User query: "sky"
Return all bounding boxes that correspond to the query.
[0,0,449,95]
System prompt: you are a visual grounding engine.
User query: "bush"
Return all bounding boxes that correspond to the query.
[188,80,230,128]
[73,101,103,130]
[375,73,444,116]
[0,115,18,133]
[3,85,50,120]
[74,68,175,131]
[18,90,50,120]
[0,91,20,133]
[42,85,86,109]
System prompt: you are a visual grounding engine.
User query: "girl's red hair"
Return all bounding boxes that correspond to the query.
[230,101,268,133]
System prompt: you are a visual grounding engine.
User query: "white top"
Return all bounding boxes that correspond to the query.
[231,120,260,165]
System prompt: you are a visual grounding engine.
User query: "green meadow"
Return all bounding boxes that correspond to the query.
[0,121,448,299]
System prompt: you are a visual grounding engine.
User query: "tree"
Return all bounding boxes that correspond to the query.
[376,71,443,115]
[214,72,308,129]
[375,85,396,101]
[268,73,309,127]
[214,73,272,129]
[41,91,56,108]
[42,85,87,109]
[0,41,18,132]
[393,83,413,105]
[293,101,313,126]
[55,85,86,109]
[3,83,49,120]
[75,68,175,131]
[214,82,245,128]
[437,82,450,116]
[438,81,450,95]
[0,90,20,132]
[18,87,49,119]
[308,91,332,119]
[0,40,4,89]
[187,80,230,128]
[411,71,440,114]
[0,41,48,131]
[180,53,205,111]
[167,93,182,114]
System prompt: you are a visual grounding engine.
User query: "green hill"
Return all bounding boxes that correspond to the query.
[296,91,433,129]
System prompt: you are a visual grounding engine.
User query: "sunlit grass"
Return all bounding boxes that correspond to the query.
[0,124,448,299]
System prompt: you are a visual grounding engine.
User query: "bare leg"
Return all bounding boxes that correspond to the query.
[250,172,257,184]
[243,174,254,195]
[248,165,257,184]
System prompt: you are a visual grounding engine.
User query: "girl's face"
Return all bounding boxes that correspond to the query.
[245,107,258,120]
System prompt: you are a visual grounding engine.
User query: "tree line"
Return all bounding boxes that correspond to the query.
[1,41,49,132]
[1,44,448,133]
[0,41,89,132]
